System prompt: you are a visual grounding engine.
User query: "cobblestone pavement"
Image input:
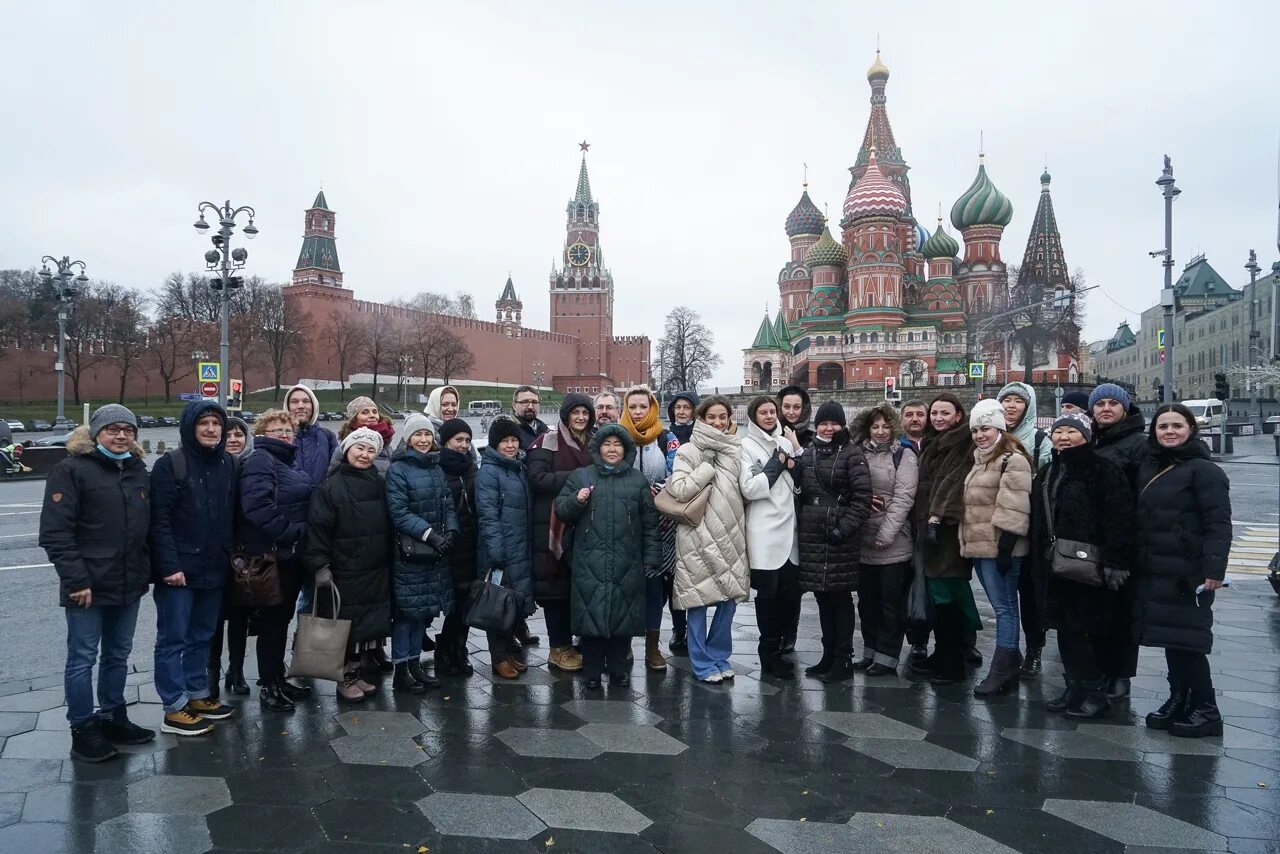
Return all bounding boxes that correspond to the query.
[1,578,1278,854]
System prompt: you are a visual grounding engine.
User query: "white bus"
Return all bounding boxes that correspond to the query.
[468,400,503,416]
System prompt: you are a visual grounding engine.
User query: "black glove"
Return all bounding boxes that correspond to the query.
[924,522,940,548]
[426,529,452,555]
[761,455,786,487]
[1102,567,1131,591]
[996,531,1017,576]
[828,527,844,545]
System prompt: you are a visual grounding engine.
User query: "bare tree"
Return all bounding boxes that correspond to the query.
[152,271,224,324]
[96,284,148,404]
[903,358,927,386]
[414,320,454,392]
[393,291,478,319]
[259,283,311,402]
[994,264,1086,384]
[389,321,416,404]
[359,314,393,401]
[149,318,201,402]
[63,283,111,405]
[435,327,475,384]
[655,306,721,393]
[323,310,365,400]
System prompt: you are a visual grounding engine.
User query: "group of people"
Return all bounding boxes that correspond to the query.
[40,376,1232,764]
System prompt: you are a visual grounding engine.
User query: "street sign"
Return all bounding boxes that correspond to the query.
[201,381,219,398]
[178,393,201,402]
[1157,328,1166,350]
[199,362,221,382]
[968,362,985,379]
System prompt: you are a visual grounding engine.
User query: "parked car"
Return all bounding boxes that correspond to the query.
[52,416,78,431]
[239,411,256,423]
[1264,415,1280,435]
[3,418,26,432]
[32,431,74,447]
[325,411,343,422]
[157,416,179,427]
[138,415,158,429]
[316,411,331,421]
[26,419,52,432]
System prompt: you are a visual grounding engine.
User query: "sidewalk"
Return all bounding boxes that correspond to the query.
[1219,433,1279,466]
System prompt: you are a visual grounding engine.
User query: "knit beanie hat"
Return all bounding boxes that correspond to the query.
[969,398,1007,431]
[403,413,434,443]
[814,400,846,428]
[439,418,472,445]
[1051,411,1093,442]
[1061,390,1091,411]
[559,393,595,431]
[346,396,377,419]
[340,426,383,458]
[1088,383,1130,411]
[90,404,138,439]
[487,416,522,449]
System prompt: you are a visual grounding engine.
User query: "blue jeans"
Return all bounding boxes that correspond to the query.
[974,557,1023,650]
[645,576,666,632]
[153,585,224,712]
[392,616,428,664]
[64,599,141,727]
[685,601,736,679]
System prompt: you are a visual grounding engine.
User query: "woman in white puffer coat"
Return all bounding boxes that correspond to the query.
[667,396,747,684]
[738,396,801,680]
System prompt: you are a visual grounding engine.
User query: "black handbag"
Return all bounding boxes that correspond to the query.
[1040,475,1103,587]
[904,542,934,632]
[398,532,439,563]
[465,569,526,634]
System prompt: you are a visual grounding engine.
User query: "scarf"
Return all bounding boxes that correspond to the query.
[97,444,132,460]
[369,418,395,450]
[620,393,665,446]
[439,447,474,476]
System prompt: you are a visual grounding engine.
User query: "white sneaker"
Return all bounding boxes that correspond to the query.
[700,672,723,684]
[720,669,735,680]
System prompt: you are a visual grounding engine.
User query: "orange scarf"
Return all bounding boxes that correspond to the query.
[620,393,665,446]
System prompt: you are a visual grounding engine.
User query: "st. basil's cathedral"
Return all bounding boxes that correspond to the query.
[744,51,1079,391]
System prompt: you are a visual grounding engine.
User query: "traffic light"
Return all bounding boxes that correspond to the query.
[228,379,244,411]
[1213,373,1230,401]
[884,376,900,401]
[1156,383,1165,402]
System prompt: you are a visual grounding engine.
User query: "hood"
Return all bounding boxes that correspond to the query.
[996,381,1037,435]
[226,416,254,457]
[666,390,700,424]
[745,418,784,450]
[65,426,145,459]
[255,434,298,464]
[589,422,637,472]
[1150,432,1210,463]
[180,399,228,458]
[392,445,441,468]
[481,444,525,470]
[851,403,903,444]
[424,385,460,422]
[284,384,321,428]
[1097,407,1145,443]
[775,385,812,430]
[559,393,596,433]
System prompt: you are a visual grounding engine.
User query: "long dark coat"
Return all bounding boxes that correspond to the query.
[1030,444,1135,636]
[795,432,873,593]
[1133,438,1232,655]
[474,446,536,617]
[1093,408,1151,492]
[304,463,392,643]
[386,448,459,621]
[526,423,592,603]
[912,425,974,579]
[554,425,662,638]
[439,448,478,595]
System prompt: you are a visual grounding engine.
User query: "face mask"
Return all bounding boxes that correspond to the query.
[97,443,132,460]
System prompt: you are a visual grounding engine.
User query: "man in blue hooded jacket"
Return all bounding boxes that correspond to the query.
[150,399,237,736]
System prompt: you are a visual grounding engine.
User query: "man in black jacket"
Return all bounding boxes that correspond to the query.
[39,405,156,763]
[511,385,549,451]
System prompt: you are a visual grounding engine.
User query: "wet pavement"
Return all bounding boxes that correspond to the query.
[0,578,1278,854]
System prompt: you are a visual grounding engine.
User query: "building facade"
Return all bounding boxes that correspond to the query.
[744,51,1080,391]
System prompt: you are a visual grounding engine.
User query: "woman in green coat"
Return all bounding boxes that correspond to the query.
[555,424,662,689]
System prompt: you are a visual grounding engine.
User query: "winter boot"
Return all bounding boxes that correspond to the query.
[1145,682,1189,730]
[337,668,366,703]
[434,633,458,677]
[1019,645,1043,680]
[1105,677,1131,700]
[224,665,250,696]
[260,681,296,713]
[454,635,474,676]
[973,647,1020,697]
[407,659,440,690]
[805,648,834,677]
[548,646,583,672]
[758,637,795,680]
[645,630,668,671]
[1045,676,1079,713]
[1169,692,1223,738]
[514,619,540,646]
[927,606,966,686]
[819,653,855,683]
[69,719,119,763]
[1065,678,1112,720]
[394,661,427,694]
[908,642,929,664]
[99,708,156,745]
[780,633,797,654]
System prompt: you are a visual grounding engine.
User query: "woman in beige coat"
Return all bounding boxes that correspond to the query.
[961,399,1034,697]
[667,396,747,683]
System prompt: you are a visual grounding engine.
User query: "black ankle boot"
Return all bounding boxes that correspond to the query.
[1170,692,1222,738]
[819,654,855,684]
[779,634,796,654]
[758,638,795,680]
[280,680,312,701]
[454,637,474,676]
[805,649,834,677]
[669,627,688,654]
[1105,677,1131,700]
[224,666,250,696]
[407,659,439,690]
[1046,676,1077,713]
[70,719,119,763]
[259,681,296,713]
[434,633,457,676]
[1146,684,1189,730]
[1065,678,1111,720]
[393,662,427,694]
[1019,646,1042,680]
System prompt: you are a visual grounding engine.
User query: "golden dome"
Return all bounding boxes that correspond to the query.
[867,50,889,81]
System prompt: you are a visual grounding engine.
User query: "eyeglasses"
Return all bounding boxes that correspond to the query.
[101,425,137,436]
[266,428,295,437]
[515,399,539,406]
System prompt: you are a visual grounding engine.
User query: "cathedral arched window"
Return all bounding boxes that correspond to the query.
[859,332,867,344]
[826,335,836,347]
[906,332,914,342]
[869,332,878,343]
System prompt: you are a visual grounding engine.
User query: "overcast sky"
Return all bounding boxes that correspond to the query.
[3,1,1277,386]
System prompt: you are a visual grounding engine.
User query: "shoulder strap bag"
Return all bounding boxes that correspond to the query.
[654,455,713,526]
[1040,470,1103,587]
[288,582,351,683]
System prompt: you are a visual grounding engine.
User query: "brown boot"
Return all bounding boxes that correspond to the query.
[548,646,584,672]
[337,669,366,703]
[645,630,667,671]
[507,656,528,673]
[492,658,520,680]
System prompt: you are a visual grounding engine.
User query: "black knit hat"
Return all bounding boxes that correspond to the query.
[487,416,522,449]
[1061,390,1091,411]
[559,393,595,431]
[439,418,472,445]
[814,400,846,428]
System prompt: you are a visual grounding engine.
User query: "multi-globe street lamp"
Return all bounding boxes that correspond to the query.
[193,200,258,406]
[38,256,89,422]
[1244,250,1262,431]
[1154,155,1181,404]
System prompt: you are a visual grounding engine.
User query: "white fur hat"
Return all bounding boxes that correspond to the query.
[969,398,1007,432]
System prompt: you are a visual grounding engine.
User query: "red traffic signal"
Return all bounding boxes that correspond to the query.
[884,376,900,401]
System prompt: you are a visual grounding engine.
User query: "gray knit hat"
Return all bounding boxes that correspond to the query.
[89,404,138,439]
[403,413,434,443]
[346,396,377,419]
[1051,411,1093,442]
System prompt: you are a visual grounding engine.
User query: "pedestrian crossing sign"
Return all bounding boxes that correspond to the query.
[968,362,985,379]
[199,362,221,382]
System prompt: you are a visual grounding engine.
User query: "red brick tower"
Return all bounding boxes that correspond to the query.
[496,275,523,337]
[293,190,343,288]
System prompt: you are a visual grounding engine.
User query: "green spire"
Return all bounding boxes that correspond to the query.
[772,309,790,348]
[574,155,593,205]
[499,276,518,303]
[751,313,780,349]
[312,189,329,210]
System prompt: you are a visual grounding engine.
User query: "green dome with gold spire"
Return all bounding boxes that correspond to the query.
[803,224,850,268]
[921,216,960,259]
[950,158,1013,230]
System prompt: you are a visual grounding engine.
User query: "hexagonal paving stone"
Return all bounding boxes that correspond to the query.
[1000,728,1143,762]
[0,713,37,738]
[1042,799,1227,849]
[95,812,212,853]
[1,729,74,760]
[328,734,431,767]
[126,773,232,815]
[577,723,688,756]
[808,711,926,740]
[416,792,545,839]
[0,758,62,793]
[335,710,428,737]
[1074,723,1224,756]
[748,813,1021,854]
[494,726,604,760]
[0,690,65,714]
[21,781,128,823]
[560,699,661,725]
[517,787,652,834]
[844,737,979,772]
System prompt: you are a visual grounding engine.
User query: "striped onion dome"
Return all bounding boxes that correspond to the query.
[842,151,907,222]
[950,159,1013,229]
[804,224,849,268]
[921,217,960,259]
[784,189,824,237]
[913,220,931,253]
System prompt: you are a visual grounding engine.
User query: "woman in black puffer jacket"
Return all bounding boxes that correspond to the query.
[1134,403,1232,739]
[795,400,872,684]
[1030,412,1134,720]
[436,419,478,677]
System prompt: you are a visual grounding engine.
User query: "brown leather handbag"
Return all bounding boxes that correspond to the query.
[229,550,284,607]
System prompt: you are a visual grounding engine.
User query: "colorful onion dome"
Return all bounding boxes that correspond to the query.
[950,158,1013,229]
[784,189,824,237]
[867,50,889,82]
[804,224,849,268]
[913,220,931,253]
[921,216,960,259]
[842,151,907,222]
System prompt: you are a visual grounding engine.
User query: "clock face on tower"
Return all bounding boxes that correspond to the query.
[567,242,591,267]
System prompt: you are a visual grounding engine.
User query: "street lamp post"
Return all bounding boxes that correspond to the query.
[1155,156,1181,403]
[1245,250,1262,431]
[38,256,88,422]
[193,200,258,406]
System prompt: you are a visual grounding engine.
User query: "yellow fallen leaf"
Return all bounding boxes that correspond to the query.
[986,810,994,816]
[801,790,809,796]
[799,817,807,822]
[419,847,430,853]
[545,836,555,847]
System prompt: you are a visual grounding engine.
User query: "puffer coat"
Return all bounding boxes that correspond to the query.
[996,381,1052,471]
[386,447,459,621]
[795,432,873,592]
[1093,408,1151,492]
[912,425,974,578]
[527,421,593,603]
[439,448,478,594]
[1030,443,1135,636]
[554,425,661,638]
[304,463,392,643]
[960,444,1033,559]
[738,420,800,571]
[474,446,536,617]
[851,405,918,566]
[1134,437,1231,654]
[239,436,314,560]
[667,419,748,609]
